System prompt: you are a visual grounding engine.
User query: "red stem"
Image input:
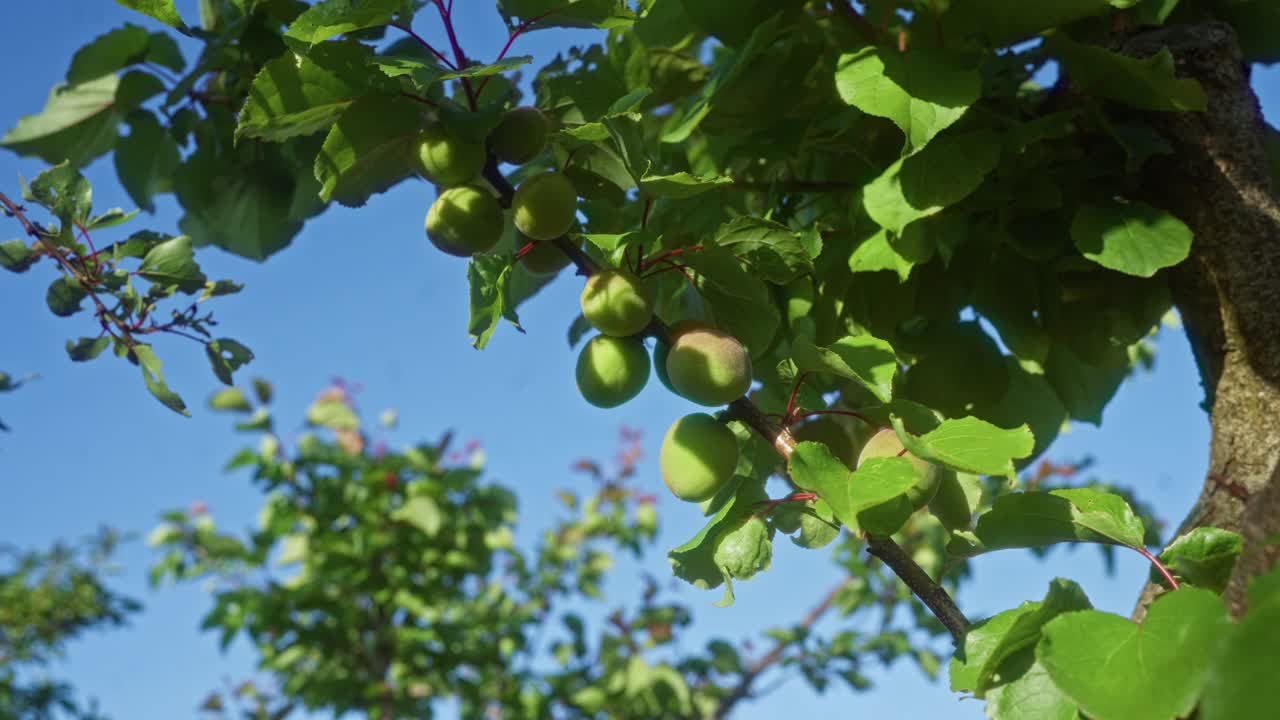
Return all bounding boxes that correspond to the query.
[475,10,553,96]
[785,372,810,423]
[389,22,455,69]
[1136,547,1180,590]
[434,0,477,110]
[637,245,703,274]
[399,91,440,108]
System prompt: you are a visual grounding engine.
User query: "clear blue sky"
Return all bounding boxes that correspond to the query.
[1,3,1277,718]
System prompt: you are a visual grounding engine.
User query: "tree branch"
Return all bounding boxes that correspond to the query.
[712,577,854,719]
[864,534,968,643]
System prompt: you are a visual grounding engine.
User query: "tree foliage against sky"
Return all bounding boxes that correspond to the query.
[3,0,1280,718]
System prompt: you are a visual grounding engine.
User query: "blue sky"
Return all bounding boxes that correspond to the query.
[1,3,1277,719]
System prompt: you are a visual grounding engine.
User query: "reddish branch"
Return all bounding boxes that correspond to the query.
[712,577,855,719]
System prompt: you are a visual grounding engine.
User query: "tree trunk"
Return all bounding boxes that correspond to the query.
[1125,22,1280,619]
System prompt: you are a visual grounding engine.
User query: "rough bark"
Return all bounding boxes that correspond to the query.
[1125,22,1280,619]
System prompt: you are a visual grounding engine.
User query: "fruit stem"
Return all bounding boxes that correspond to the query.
[637,245,703,274]
[433,0,477,110]
[476,10,554,96]
[784,371,810,423]
[389,22,455,69]
[1135,546,1180,590]
[795,408,876,427]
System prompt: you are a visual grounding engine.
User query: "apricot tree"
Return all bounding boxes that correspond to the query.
[3,0,1280,719]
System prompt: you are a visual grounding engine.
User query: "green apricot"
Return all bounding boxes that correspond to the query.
[489,107,549,165]
[791,417,858,468]
[518,235,573,276]
[659,413,739,502]
[425,187,503,257]
[416,124,484,187]
[575,335,650,408]
[858,428,940,510]
[928,470,972,531]
[665,325,752,406]
[580,270,654,337]
[512,171,577,241]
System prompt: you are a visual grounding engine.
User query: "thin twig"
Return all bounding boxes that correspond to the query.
[712,577,854,719]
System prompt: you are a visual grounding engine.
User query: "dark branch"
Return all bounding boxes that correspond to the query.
[864,534,969,643]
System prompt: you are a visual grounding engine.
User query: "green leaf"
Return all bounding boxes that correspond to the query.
[306,397,359,430]
[1044,343,1128,425]
[85,207,138,231]
[712,515,772,582]
[1201,566,1280,720]
[0,240,37,273]
[1048,37,1207,112]
[314,94,424,207]
[712,217,814,283]
[133,344,190,416]
[789,442,917,534]
[680,249,779,357]
[498,0,637,30]
[239,42,387,142]
[959,488,1147,556]
[284,0,409,47]
[113,0,189,34]
[950,579,1092,695]
[468,255,520,350]
[1,75,121,167]
[848,227,933,282]
[984,651,1080,720]
[46,276,88,317]
[834,47,981,149]
[115,111,178,213]
[668,476,767,606]
[1037,588,1227,720]
[863,130,1001,235]
[205,339,254,386]
[208,387,253,413]
[138,235,206,292]
[639,171,732,199]
[392,496,443,536]
[25,162,93,223]
[66,336,111,362]
[791,334,898,404]
[1071,199,1192,278]
[1153,528,1242,593]
[935,0,1114,45]
[889,415,1033,478]
[66,24,149,84]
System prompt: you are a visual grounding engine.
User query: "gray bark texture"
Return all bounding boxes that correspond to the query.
[1124,22,1280,619]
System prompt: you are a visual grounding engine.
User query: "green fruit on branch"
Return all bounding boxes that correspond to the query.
[659,413,739,502]
[928,470,973,531]
[575,335,650,408]
[580,270,654,337]
[858,428,941,510]
[665,324,752,406]
[425,187,503,257]
[512,171,577,241]
[518,235,573,276]
[416,124,485,187]
[791,416,858,468]
[489,106,549,165]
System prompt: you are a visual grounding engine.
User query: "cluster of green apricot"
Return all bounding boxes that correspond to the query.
[570,265,758,503]
[421,106,579,276]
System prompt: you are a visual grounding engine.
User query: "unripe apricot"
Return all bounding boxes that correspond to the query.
[580,270,653,337]
[489,107,549,165]
[791,417,858,468]
[512,171,577,241]
[425,187,503,257]
[575,335,650,408]
[518,236,572,276]
[660,413,739,502]
[665,325,752,406]
[858,428,940,510]
[416,124,484,187]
